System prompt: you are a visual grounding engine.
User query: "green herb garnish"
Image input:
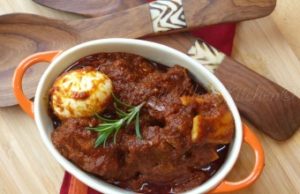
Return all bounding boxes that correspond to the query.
[87,94,144,147]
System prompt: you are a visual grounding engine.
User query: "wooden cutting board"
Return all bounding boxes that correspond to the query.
[0,1,299,194]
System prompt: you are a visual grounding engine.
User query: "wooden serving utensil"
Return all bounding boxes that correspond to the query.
[0,0,276,107]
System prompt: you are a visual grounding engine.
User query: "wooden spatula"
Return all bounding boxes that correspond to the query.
[0,0,276,107]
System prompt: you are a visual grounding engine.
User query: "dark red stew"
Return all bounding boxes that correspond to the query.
[49,53,234,193]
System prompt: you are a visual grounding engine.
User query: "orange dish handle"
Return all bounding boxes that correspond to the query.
[13,50,62,119]
[13,50,88,194]
[211,124,265,193]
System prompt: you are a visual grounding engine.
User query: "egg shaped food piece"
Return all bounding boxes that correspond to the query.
[50,68,113,120]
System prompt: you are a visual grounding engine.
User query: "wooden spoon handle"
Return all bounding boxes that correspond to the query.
[148,0,276,34]
[149,0,276,33]
[75,0,276,40]
[183,0,276,30]
[215,57,300,140]
[32,0,148,17]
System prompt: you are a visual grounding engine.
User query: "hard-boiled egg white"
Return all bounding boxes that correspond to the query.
[50,69,113,120]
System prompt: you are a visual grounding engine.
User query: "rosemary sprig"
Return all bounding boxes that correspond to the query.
[87,94,144,147]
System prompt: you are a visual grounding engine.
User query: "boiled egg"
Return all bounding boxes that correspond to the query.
[50,69,113,120]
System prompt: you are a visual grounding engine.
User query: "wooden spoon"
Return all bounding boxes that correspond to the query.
[0,0,276,107]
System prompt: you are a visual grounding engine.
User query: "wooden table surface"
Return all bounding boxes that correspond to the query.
[0,0,299,193]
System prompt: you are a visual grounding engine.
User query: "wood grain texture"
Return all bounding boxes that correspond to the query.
[0,0,275,107]
[233,17,300,98]
[0,106,63,194]
[33,0,147,17]
[1,1,300,194]
[271,0,300,60]
[215,57,300,140]
[183,0,276,29]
